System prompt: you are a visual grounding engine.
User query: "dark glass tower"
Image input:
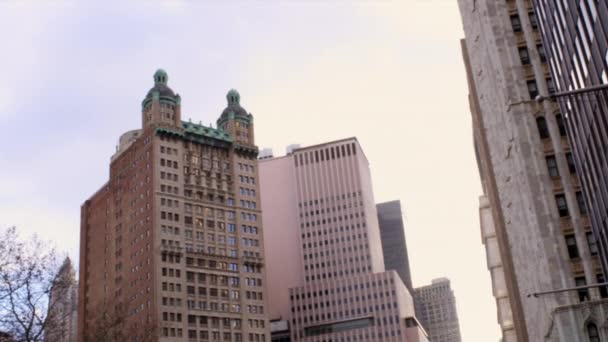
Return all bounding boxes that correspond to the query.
[376,200,413,293]
[533,0,608,272]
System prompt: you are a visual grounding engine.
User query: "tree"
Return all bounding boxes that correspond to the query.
[0,227,73,342]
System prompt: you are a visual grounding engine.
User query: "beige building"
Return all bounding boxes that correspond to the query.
[459,0,608,341]
[79,70,269,341]
[414,278,461,342]
[259,139,428,342]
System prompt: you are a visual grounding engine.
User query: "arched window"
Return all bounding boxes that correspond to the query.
[588,322,600,342]
[536,116,550,140]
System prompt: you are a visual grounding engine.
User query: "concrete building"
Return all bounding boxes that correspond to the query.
[459,0,608,341]
[45,258,78,342]
[532,0,608,280]
[377,200,414,293]
[259,139,428,342]
[414,279,461,342]
[479,195,517,342]
[79,70,269,341]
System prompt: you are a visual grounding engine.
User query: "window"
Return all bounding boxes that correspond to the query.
[528,80,539,99]
[536,116,550,139]
[566,153,576,174]
[528,11,538,30]
[537,44,547,63]
[555,114,566,136]
[576,192,587,214]
[510,14,522,32]
[587,232,598,256]
[556,194,569,217]
[576,277,589,302]
[565,234,579,259]
[546,78,556,94]
[519,47,531,65]
[598,274,608,298]
[587,322,600,342]
[546,155,559,177]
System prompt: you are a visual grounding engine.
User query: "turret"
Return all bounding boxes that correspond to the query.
[217,89,255,145]
[141,69,181,129]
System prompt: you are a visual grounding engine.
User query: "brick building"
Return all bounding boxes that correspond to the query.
[79,70,269,341]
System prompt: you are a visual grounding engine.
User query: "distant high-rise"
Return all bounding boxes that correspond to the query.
[377,200,413,292]
[45,258,78,342]
[79,70,269,341]
[260,139,428,342]
[459,0,608,340]
[414,279,461,342]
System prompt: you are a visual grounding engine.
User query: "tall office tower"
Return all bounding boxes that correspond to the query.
[459,0,608,341]
[377,200,413,293]
[79,70,269,341]
[45,258,78,342]
[532,0,608,275]
[414,279,461,342]
[259,139,428,342]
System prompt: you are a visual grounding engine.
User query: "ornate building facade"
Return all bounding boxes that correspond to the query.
[79,70,269,341]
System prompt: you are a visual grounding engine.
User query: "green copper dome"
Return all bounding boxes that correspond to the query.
[154,69,168,85]
[143,69,176,106]
[227,89,240,105]
[217,89,252,127]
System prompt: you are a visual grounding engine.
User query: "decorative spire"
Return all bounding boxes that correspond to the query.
[154,69,168,85]
[226,89,240,106]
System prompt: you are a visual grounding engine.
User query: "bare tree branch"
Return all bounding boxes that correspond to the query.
[0,227,74,342]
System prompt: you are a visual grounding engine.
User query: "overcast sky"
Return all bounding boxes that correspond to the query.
[0,1,499,340]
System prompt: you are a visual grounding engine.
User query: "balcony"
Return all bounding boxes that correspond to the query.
[243,255,264,267]
[551,177,563,191]
[560,136,570,150]
[560,217,574,232]
[570,258,584,275]
[523,64,535,79]
[516,33,526,46]
[542,139,554,153]
[160,244,183,255]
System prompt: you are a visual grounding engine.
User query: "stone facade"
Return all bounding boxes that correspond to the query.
[459,0,608,341]
[79,70,269,341]
[479,195,517,342]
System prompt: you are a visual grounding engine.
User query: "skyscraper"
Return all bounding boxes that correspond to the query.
[78,70,269,341]
[414,279,461,342]
[532,0,608,276]
[45,258,78,342]
[259,139,428,342]
[377,200,413,293]
[459,0,608,340]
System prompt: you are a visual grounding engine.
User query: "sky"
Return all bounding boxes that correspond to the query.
[0,1,499,340]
